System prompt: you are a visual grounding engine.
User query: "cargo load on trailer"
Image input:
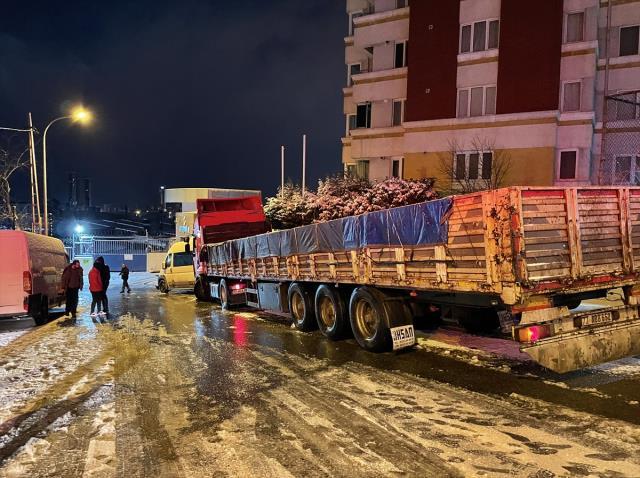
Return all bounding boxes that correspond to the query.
[196,186,640,373]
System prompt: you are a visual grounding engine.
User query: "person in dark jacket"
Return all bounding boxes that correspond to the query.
[88,262,104,316]
[119,264,131,293]
[62,260,83,318]
[95,256,111,314]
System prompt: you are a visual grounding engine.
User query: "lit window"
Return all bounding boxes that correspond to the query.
[565,12,584,43]
[460,20,499,53]
[356,160,370,179]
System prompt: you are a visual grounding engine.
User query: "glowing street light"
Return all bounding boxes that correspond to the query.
[74,224,84,234]
[42,105,93,235]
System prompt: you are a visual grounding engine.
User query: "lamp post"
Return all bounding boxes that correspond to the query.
[42,106,92,235]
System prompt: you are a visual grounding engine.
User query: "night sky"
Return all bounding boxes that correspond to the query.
[1,0,346,207]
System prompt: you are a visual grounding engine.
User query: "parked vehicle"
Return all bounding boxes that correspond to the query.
[194,186,640,373]
[157,240,196,293]
[0,231,67,325]
[159,194,269,294]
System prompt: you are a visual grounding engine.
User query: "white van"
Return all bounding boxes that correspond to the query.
[0,231,68,325]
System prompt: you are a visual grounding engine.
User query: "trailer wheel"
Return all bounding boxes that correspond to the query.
[314,285,349,340]
[194,276,211,302]
[349,287,392,352]
[288,283,317,331]
[219,279,231,310]
[34,296,49,326]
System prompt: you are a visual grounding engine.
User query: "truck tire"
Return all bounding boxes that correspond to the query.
[34,296,49,326]
[349,287,392,352]
[194,276,211,302]
[314,285,349,340]
[219,279,231,310]
[288,283,317,331]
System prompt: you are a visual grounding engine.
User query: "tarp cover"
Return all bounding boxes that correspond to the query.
[209,197,452,263]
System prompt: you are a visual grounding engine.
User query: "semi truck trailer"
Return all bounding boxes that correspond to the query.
[194,186,640,373]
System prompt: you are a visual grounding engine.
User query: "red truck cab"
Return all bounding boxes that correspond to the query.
[193,195,269,275]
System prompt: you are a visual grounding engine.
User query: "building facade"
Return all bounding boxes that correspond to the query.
[343,0,640,191]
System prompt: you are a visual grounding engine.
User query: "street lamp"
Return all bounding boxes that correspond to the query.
[42,106,93,235]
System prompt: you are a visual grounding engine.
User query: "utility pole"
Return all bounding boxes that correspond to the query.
[302,134,307,196]
[280,145,285,195]
[28,113,42,234]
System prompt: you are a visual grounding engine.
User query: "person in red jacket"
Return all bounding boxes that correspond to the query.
[88,262,104,317]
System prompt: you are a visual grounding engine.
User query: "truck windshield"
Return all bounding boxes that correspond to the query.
[173,252,193,267]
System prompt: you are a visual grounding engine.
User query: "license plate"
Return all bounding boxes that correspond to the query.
[576,311,613,328]
[390,325,415,350]
[231,289,245,295]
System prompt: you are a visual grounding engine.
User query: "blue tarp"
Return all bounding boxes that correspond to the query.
[214,197,452,262]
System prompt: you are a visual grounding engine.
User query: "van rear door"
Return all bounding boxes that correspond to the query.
[0,232,27,315]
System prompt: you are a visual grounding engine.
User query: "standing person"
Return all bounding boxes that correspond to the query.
[95,256,111,314]
[62,260,83,318]
[119,263,131,293]
[88,262,104,317]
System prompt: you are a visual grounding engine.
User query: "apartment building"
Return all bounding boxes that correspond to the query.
[342,0,640,190]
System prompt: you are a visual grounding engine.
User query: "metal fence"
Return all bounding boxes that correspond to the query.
[69,235,174,258]
[600,91,640,185]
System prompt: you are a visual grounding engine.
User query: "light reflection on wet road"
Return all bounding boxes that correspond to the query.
[0,273,639,477]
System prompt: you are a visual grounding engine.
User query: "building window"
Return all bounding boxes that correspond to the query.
[396,0,408,8]
[619,25,640,57]
[565,12,584,43]
[346,114,357,134]
[454,152,493,180]
[345,163,357,176]
[349,11,364,36]
[356,160,370,179]
[392,159,402,178]
[562,81,581,112]
[559,150,577,179]
[347,63,361,86]
[392,99,405,126]
[460,20,499,53]
[394,40,408,68]
[457,86,496,118]
[356,103,371,128]
[614,92,640,120]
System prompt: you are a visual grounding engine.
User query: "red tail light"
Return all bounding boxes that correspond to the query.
[23,271,32,294]
[517,325,551,343]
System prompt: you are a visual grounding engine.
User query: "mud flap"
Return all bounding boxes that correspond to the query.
[521,320,640,373]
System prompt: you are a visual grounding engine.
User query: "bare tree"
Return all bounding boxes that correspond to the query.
[438,137,512,195]
[0,133,30,229]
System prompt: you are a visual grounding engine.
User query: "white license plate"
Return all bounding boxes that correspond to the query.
[578,311,613,327]
[390,325,415,350]
[231,289,245,295]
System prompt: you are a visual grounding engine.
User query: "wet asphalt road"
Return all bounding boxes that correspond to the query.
[0,273,639,477]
